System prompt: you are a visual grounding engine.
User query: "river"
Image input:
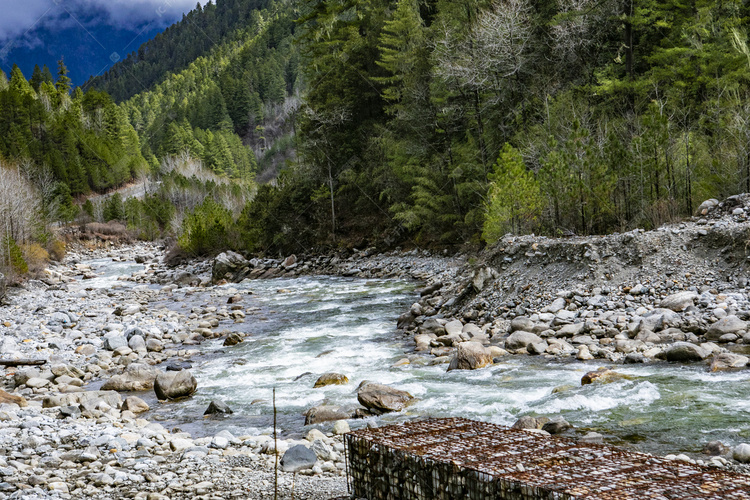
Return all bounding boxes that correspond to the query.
[83,258,750,459]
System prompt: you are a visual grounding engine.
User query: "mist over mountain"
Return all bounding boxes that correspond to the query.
[0,0,208,85]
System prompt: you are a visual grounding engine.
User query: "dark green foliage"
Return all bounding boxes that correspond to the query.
[0,63,148,197]
[1,236,28,275]
[103,193,125,221]
[178,197,236,256]
[82,199,95,219]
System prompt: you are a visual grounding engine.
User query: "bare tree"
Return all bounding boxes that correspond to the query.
[434,0,532,94]
[0,161,41,269]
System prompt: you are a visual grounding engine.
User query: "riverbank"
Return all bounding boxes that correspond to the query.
[2,194,750,498]
[0,242,351,499]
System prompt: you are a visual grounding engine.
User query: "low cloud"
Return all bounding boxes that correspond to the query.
[0,0,208,45]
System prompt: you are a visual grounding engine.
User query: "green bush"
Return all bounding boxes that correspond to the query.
[178,197,236,256]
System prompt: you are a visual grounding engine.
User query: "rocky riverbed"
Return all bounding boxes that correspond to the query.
[3,195,750,498]
[0,243,350,499]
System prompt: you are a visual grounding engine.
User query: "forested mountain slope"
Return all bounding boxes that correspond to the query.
[85,0,276,102]
[263,0,750,250]
[119,0,298,181]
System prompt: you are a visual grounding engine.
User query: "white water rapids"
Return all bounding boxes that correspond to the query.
[82,258,750,458]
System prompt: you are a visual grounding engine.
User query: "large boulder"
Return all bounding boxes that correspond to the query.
[581,368,627,385]
[696,198,719,216]
[505,331,543,351]
[122,396,149,414]
[281,445,317,472]
[709,352,749,372]
[357,382,414,413]
[101,363,158,391]
[154,370,197,400]
[304,405,352,425]
[706,315,747,341]
[659,291,698,312]
[313,373,349,388]
[733,443,750,464]
[664,342,709,362]
[511,416,546,430]
[447,342,493,371]
[0,389,27,407]
[212,251,250,283]
[542,417,572,435]
[103,335,128,351]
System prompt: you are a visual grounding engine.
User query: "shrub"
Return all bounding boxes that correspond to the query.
[178,197,236,256]
[1,236,28,275]
[48,240,66,262]
[21,243,49,275]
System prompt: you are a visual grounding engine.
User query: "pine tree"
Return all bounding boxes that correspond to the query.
[483,143,541,242]
[56,59,72,94]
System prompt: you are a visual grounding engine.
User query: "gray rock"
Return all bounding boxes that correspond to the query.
[154,370,197,400]
[124,327,145,341]
[145,338,164,352]
[542,417,572,434]
[25,377,50,388]
[58,405,81,419]
[103,335,128,351]
[204,400,233,415]
[311,439,334,461]
[511,416,544,430]
[706,315,747,341]
[659,291,698,312]
[733,443,750,463]
[527,340,548,355]
[212,251,249,283]
[542,297,566,314]
[444,320,463,336]
[709,352,749,371]
[557,323,586,337]
[122,396,149,413]
[211,436,229,449]
[664,342,709,362]
[357,382,414,413]
[101,363,158,391]
[128,335,147,352]
[696,198,719,215]
[304,405,351,425]
[510,317,534,333]
[578,432,604,445]
[447,342,493,371]
[505,331,543,350]
[281,445,317,472]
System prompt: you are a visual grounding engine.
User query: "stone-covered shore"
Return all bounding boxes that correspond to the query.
[0,243,350,499]
[3,194,750,498]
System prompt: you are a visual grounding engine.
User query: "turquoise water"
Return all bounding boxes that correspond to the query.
[138,275,750,458]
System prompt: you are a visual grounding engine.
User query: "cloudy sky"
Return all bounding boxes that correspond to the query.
[0,0,209,86]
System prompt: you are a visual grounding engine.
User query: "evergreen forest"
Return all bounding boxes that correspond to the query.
[3,0,750,274]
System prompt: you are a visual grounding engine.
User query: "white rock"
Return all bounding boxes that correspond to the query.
[733,443,750,463]
[332,420,350,435]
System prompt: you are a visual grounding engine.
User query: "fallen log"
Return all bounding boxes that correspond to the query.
[0,359,46,367]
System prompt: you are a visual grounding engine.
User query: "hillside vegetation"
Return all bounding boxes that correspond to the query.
[3,0,750,276]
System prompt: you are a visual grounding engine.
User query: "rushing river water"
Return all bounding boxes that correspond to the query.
[83,259,750,459]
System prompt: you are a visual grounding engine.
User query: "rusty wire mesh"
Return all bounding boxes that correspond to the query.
[345,417,750,500]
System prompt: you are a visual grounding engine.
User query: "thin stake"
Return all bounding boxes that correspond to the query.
[273,387,278,500]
